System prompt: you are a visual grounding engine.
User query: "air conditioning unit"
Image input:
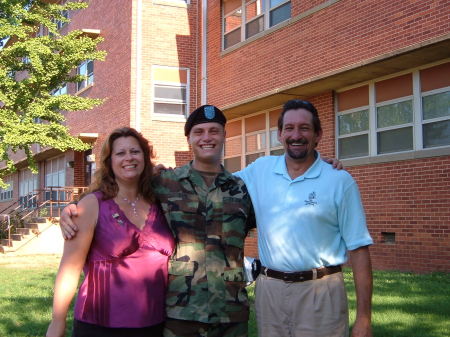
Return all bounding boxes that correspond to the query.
[86,154,96,163]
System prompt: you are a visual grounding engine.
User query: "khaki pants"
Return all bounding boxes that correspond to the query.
[255,272,349,337]
[164,318,248,337]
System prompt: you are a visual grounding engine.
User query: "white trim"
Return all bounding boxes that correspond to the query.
[422,85,450,97]
[241,118,246,168]
[413,70,423,150]
[338,130,369,139]
[153,0,189,7]
[201,0,207,104]
[368,82,376,156]
[375,95,414,108]
[337,105,370,116]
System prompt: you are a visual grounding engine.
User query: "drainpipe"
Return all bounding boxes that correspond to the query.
[201,0,207,105]
[135,0,143,131]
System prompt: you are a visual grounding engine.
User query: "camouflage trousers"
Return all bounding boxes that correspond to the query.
[163,318,248,337]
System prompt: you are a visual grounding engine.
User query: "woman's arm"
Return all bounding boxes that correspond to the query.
[46,194,98,337]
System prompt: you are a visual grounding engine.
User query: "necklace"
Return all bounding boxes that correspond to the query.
[122,195,140,217]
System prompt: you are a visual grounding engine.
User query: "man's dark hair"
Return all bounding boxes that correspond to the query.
[277,99,322,134]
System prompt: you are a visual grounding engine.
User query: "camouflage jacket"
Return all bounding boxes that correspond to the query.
[153,163,256,323]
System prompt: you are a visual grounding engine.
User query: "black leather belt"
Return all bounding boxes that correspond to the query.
[262,265,342,282]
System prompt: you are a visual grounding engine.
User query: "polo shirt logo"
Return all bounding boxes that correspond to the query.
[304,192,317,206]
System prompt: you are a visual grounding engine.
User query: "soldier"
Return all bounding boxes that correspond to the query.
[60,105,256,337]
[153,105,255,336]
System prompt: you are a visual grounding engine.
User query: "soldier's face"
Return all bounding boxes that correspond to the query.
[187,122,225,165]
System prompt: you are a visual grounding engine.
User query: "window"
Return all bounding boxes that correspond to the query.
[19,169,38,207]
[269,128,284,155]
[336,62,450,159]
[337,108,369,159]
[224,120,243,172]
[422,90,450,148]
[376,99,413,154]
[224,108,282,171]
[269,0,291,27]
[45,156,66,201]
[54,0,69,30]
[246,131,266,165]
[153,66,189,117]
[222,0,291,49]
[0,176,13,202]
[77,60,94,91]
[224,136,242,172]
[52,83,67,96]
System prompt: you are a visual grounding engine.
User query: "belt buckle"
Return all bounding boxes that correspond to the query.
[283,274,292,282]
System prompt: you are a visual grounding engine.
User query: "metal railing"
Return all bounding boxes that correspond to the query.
[0,186,88,247]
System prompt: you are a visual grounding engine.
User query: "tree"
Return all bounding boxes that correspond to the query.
[0,0,106,187]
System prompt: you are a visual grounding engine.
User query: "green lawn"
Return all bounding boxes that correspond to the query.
[1,255,449,337]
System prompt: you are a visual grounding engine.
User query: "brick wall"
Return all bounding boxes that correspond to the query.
[135,0,199,167]
[348,157,450,273]
[207,0,450,108]
[63,0,134,166]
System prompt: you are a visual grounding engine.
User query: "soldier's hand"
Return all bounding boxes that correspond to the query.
[323,157,344,170]
[60,204,79,240]
[154,163,170,175]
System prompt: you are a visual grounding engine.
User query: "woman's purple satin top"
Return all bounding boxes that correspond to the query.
[74,191,174,328]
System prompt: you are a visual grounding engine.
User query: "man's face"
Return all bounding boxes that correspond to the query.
[187,122,225,165]
[278,108,322,161]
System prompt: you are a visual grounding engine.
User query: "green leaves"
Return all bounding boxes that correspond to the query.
[0,0,106,186]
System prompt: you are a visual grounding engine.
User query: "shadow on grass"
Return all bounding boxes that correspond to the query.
[0,269,74,337]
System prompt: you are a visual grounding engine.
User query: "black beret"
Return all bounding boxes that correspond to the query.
[184,105,227,136]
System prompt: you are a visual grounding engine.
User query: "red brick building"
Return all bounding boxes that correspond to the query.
[1,0,449,272]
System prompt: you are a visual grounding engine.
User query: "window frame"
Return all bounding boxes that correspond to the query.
[222,0,291,50]
[77,60,94,92]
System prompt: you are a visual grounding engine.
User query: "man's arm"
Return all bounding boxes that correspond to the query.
[349,245,373,337]
[60,203,80,240]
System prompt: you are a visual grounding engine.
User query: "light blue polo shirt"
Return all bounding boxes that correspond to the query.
[235,153,373,272]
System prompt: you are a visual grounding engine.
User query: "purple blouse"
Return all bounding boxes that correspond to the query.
[74,191,174,328]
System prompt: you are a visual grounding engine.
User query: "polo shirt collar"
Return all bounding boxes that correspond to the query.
[274,151,323,181]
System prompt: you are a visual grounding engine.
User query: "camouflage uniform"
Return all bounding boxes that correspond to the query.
[153,163,255,326]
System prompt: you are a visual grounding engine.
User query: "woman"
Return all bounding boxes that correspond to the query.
[47,127,174,337]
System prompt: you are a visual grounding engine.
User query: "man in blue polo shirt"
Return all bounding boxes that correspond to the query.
[235,99,373,337]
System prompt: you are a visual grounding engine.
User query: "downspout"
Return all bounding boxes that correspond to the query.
[135,0,143,131]
[201,0,207,105]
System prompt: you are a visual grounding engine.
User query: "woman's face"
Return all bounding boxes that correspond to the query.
[110,136,145,183]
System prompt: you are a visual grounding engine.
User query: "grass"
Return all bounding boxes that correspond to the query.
[0,255,449,337]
